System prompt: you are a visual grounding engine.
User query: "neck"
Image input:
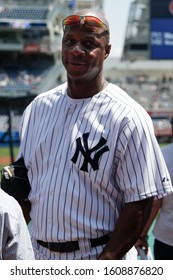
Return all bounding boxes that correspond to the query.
[67,78,108,99]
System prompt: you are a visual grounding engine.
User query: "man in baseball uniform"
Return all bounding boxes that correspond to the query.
[16,9,173,260]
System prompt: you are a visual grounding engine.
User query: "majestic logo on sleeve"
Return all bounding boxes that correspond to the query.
[71,133,109,172]
[162,177,170,183]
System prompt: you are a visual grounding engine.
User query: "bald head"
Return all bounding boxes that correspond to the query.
[62,9,110,44]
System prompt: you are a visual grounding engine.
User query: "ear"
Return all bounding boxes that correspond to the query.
[104,43,111,60]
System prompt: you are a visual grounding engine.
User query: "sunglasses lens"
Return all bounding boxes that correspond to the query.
[62,15,108,31]
[85,16,103,27]
[63,15,80,26]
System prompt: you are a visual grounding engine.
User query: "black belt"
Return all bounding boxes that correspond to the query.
[37,234,109,253]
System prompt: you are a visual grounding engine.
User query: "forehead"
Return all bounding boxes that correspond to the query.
[63,24,107,40]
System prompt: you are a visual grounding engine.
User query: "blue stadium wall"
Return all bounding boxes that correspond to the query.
[150,0,173,59]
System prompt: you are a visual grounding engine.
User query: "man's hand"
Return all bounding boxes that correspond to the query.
[135,235,149,255]
[98,198,153,260]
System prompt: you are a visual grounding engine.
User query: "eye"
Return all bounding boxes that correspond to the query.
[63,38,76,46]
[83,40,97,50]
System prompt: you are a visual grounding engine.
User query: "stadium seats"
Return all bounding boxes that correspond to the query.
[0,7,48,20]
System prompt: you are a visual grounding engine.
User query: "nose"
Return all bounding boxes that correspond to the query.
[69,45,85,56]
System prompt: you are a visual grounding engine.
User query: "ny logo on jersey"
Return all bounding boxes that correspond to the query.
[71,133,109,172]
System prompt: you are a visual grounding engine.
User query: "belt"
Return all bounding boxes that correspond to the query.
[37,234,109,253]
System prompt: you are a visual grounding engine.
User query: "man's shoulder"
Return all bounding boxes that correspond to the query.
[107,83,149,116]
[0,188,23,219]
[34,82,67,102]
[161,143,173,154]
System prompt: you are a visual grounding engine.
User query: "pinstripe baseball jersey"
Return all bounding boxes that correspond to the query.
[18,82,173,259]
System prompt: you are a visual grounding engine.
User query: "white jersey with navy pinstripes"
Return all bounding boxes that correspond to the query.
[18,82,173,254]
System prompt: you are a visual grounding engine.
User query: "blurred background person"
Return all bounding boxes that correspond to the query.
[0,188,35,260]
[136,142,173,260]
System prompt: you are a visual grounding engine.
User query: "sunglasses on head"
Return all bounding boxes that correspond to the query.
[62,15,108,33]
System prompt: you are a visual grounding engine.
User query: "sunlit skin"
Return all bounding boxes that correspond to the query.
[61,10,111,99]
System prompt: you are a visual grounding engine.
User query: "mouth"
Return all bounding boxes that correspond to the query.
[68,61,85,67]
[68,63,86,73]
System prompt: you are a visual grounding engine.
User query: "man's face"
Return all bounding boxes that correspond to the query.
[62,25,109,82]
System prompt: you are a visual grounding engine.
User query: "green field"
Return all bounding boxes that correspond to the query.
[0,146,19,168]
[0,146,18,157]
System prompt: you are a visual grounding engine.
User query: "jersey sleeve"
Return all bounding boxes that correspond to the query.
[115,110,173,203]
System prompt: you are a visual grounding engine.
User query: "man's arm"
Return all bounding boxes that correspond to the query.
[98,197,153,260]
[135,198,162,254]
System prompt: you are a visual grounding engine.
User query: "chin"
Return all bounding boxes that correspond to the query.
[68,72,85,80]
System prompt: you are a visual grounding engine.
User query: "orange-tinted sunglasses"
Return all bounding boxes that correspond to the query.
[62,15,108,32]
